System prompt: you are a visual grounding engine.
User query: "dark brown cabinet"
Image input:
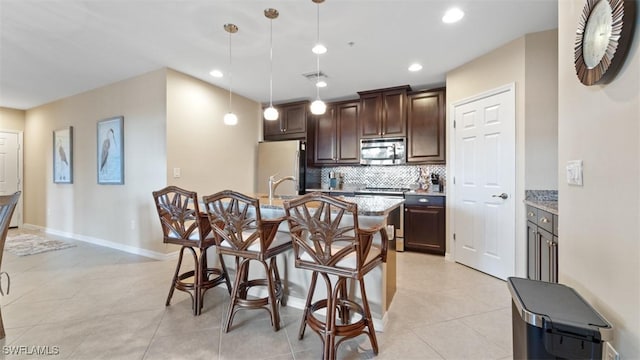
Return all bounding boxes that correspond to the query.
[263,101,308,141]
[407,89,446,164]
[313,100,360,165]
[404,195,445,255]
[358,86,410,139]
[526,205,558,283]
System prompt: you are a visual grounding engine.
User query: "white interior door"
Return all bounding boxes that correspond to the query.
[453,85,515,280]
[0,131,22,227]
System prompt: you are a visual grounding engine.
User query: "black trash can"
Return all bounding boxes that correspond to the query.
[507,277,612,359]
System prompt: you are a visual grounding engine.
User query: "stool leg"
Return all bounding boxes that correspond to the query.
[359,278,379,355]
[299,271,318,340]
[218,252,232,294]
[224,257,248,332]
[166,246,185,306]
[186,247,199,316]
[264,258,280,331]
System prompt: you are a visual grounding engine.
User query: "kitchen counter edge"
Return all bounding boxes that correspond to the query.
[524,199,558,215]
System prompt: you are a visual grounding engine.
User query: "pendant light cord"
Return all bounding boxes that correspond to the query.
[269,19,274,107]
[316,3,321,100]
[228,30,233,112]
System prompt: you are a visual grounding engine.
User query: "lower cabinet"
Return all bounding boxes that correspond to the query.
[526,205,558,283]
[404,195,445,255]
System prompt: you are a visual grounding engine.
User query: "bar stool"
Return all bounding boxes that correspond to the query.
[152,186,232,316]
[283,192,388,360]
[203,190,292,332]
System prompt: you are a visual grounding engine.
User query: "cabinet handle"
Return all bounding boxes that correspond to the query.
[540,217,549,224]
[528,212,535,217]
[418,198,429,203]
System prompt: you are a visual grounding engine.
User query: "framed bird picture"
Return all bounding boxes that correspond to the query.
[97,116,124,185]
[53,126,73,184]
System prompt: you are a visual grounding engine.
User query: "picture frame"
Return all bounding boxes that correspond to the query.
[97,116,124,184]
[53,126,73,184]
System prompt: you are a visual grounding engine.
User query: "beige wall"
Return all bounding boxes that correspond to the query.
[558,1,639,356]
[446,36,528,274]
[166,69,261,197]
[22,67,262,256]
[525,30,559,190]
[24,69,169,254]
[0,107,26,131]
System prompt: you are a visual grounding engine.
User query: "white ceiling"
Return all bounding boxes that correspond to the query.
[0,0,558,110]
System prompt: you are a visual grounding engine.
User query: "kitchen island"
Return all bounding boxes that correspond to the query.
[215,193,403,331]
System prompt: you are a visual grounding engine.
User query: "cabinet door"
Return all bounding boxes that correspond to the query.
[551,236,558,283]
[336,101,359,163]
[313,106,337,164]
[263,115,283,138]
[282,103,307,135]
[407,90,445,163]
[359,93,382,138]
[382,89,406,137]
[404,205,445,254]
[539,228,553,283]
[526,221,539,280]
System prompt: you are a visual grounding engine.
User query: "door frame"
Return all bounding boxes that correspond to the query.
[446,83,518,276]
[0,129,24,227]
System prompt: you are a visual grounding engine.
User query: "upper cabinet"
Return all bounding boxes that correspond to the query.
[263,101,308,141]
[357,85,410,139]
[407,89,446,164]
[312,100,360,165]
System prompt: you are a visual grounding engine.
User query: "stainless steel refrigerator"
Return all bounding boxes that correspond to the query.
[257,140,306,196]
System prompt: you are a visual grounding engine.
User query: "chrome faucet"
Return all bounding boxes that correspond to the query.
[268,174,296,201]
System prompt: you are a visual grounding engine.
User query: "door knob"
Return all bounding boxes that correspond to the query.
[492,193,508,200]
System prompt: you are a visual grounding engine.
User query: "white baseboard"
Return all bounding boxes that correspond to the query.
[444,252,454,262]
[21,223,178,261]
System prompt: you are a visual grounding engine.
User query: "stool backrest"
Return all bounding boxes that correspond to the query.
[152,186,211,245]
[203,190,270,253]
[284,193,372,275]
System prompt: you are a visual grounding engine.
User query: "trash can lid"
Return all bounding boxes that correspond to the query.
[507,277,612,341]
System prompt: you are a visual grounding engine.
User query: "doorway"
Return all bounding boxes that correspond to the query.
[451,84,515,280]
[0,131,23,227]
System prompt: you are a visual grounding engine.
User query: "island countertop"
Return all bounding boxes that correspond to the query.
[257,193,404,216]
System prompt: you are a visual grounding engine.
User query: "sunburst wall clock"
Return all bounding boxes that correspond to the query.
[574,0,636,86]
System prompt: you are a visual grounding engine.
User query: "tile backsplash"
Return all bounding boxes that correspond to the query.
[307,164,446,191]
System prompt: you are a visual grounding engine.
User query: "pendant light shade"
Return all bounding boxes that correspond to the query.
[310,0,326,115]
[310,99,327,115]
[263,8,279,121]
[223,23,238,126]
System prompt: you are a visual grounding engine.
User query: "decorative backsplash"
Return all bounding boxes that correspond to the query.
[307,164,446,191]
[525,190,558,201]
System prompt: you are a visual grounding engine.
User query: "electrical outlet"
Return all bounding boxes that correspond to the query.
[130,220,136,230]
[603,342,619,360]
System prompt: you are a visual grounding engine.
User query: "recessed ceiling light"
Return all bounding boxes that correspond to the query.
[209,70,223,78]
[316,80,327,88]
[408,63,423,72]
[312,43,327,54]
[442,7,464,24]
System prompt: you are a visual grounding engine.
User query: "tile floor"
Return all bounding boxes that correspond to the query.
[1,229,513,359]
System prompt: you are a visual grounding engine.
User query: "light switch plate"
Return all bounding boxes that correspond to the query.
[566,160,583,186]
[173,167,181,178]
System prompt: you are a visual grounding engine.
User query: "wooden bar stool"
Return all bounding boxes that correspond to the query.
[152,186,232,316]
[203,190,292,332]
[0,191,20,339]
[283,192,389,360]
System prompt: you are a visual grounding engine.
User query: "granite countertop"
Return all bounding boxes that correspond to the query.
[524,190,558,215]
[258,193,403,216]
[405,190,446,197]
[524,199,558,215]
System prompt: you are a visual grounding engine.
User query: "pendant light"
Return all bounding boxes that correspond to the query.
[309,0,326,115]
[263,8,279,121]
[223,23,238,126]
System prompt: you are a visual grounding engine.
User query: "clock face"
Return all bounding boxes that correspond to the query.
[574,0,636,86]
[582,0,613,69]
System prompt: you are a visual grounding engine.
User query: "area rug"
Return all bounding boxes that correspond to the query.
[4,233,76,256]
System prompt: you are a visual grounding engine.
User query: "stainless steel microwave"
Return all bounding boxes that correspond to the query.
[360,137,406,165]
